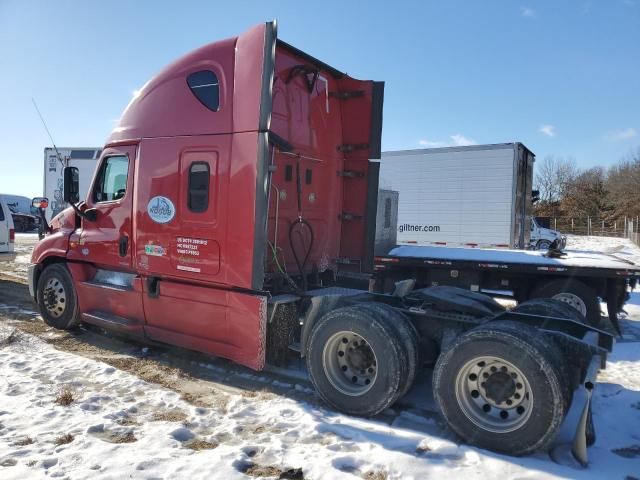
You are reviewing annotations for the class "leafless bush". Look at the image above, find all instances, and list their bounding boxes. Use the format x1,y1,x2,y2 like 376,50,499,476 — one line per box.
53,433,74,445
55,387,75,406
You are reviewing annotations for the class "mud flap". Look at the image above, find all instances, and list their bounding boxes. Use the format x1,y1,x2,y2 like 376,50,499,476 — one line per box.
550,356,600,468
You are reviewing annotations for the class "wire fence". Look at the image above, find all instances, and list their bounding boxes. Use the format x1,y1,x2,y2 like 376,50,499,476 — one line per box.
538,216,640,246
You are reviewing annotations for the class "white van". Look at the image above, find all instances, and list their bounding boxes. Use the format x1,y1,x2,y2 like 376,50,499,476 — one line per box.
0,195,16,262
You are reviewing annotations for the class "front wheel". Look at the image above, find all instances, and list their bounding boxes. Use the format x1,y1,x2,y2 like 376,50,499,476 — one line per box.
36,263,80,330
433,321,567,456
536,239,552,250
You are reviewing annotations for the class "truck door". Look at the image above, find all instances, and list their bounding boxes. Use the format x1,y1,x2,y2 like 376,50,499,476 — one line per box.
67,144,145,334
79,147,135,268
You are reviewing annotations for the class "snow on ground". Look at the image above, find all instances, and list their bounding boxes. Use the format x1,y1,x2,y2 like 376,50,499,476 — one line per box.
0,235,639,479
4,233,38,282
566,234,640,267
0,323,639,480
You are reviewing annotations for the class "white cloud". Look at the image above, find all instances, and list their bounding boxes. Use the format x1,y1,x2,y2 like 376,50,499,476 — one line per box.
539,124,556,137
605,128,637,141
418,134,477,148
521,7,536,17
450,134,477,146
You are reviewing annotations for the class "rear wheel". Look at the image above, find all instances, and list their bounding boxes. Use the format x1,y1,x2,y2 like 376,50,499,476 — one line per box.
350,303,419,400
514,298,587,324
433,321,567,456
306,306,408,417
531,279,601,328
37,263,80,330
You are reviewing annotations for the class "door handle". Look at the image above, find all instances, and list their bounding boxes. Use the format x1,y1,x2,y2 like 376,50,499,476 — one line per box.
147,276,160,298
119,235,129,257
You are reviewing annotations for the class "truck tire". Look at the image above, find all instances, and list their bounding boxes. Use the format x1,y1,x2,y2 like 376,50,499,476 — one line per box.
433,321,567,456
306,306,407,417
513,298,587,325
350,303,419,400
37,264,81,330
536,239,552,250
530,279,601,328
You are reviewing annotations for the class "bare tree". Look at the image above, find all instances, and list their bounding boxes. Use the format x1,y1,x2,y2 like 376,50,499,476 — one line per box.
563,167,611,218
606,147,640,219
533,156,579,216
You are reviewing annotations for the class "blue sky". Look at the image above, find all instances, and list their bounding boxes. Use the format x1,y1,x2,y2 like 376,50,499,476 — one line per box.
1,0,638,198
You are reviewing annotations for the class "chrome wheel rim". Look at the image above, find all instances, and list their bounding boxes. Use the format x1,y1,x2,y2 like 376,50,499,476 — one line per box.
43,277,67,318
322,331,378,396
552,293,587,317
455,356,533,433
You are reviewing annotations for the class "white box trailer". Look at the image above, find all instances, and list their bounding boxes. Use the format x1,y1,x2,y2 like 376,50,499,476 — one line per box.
43,147,101,222
378,143,534,249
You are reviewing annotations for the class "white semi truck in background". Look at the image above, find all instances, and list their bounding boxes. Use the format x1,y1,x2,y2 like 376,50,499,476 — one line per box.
43,147,101,223
377,143,564,250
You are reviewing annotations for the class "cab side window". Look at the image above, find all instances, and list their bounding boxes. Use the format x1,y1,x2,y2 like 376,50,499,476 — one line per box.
93,156,129,202
188,162,210,212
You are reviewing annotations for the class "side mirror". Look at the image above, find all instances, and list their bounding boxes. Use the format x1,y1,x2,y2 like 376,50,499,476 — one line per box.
531,189,540,204
32,197,49,209
63,166,80,204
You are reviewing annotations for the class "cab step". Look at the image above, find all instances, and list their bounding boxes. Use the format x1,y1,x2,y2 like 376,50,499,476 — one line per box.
82,310,141,334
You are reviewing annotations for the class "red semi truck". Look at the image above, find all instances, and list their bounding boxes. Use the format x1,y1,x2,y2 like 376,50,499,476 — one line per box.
29,22,613,460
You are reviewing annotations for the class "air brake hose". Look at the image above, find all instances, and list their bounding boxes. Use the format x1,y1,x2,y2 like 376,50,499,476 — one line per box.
289,157,314,292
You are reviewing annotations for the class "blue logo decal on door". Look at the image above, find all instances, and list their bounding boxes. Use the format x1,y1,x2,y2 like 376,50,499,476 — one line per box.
147,196,175,224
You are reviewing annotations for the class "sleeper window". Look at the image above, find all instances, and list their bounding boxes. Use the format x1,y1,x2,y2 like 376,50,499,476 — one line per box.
188,162,210,212
93,156,129,202
187,70,220,111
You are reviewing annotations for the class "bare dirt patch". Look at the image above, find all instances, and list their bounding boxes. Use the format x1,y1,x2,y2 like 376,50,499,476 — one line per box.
362,471,388,480
0,328,22,347
151,409,188,423
183,438,218,451
239,463,304,479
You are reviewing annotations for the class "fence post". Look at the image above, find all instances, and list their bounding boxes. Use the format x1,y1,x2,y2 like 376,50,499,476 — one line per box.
571,218,574,232
554,217,557,230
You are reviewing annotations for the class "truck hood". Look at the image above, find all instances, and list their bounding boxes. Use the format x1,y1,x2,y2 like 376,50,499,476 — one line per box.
539,227,562,238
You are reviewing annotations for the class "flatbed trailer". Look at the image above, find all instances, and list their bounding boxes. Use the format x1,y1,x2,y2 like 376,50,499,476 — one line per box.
28,21,614,462
374,245,640,331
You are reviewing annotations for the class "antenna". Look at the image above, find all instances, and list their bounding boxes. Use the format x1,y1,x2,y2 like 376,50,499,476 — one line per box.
31,98,65,167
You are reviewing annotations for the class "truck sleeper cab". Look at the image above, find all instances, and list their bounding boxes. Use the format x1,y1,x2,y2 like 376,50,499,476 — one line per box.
29,22,612,461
